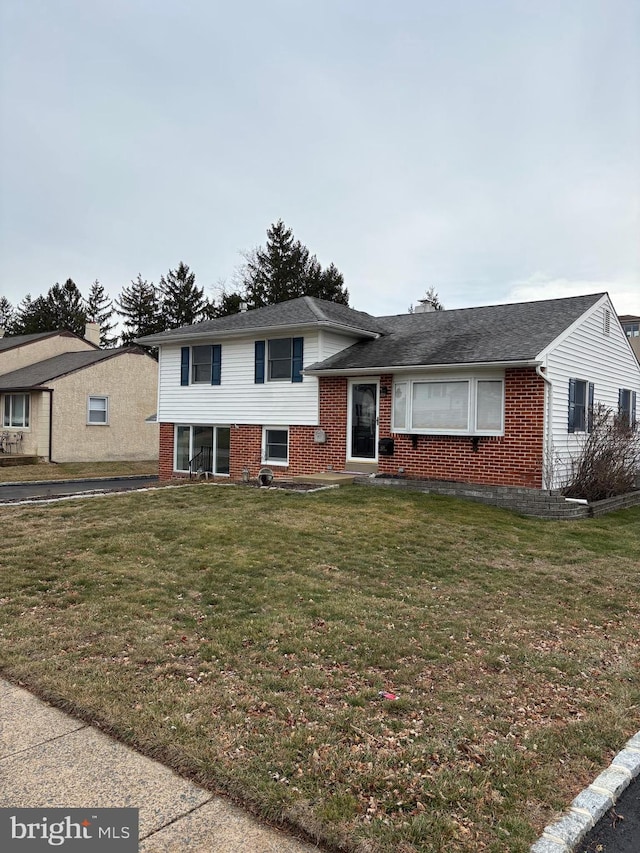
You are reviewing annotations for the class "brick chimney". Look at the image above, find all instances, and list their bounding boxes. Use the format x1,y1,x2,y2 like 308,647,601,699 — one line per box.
414,299,437,313
84,322,100,346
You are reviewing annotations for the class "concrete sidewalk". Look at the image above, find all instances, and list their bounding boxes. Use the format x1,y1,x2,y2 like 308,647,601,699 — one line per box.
0,679,318,852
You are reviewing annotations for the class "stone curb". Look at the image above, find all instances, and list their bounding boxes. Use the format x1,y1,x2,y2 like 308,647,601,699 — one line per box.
530,732,640,852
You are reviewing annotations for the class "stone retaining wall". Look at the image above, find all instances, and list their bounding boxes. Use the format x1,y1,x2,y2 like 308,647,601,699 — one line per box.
357,476,640,519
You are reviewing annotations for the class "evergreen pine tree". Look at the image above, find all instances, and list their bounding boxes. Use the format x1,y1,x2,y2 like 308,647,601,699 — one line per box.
44,279,88,335
237,220,349,308
116,274,163,346
86,279,118,347
0,295,15,332
159,262,206,328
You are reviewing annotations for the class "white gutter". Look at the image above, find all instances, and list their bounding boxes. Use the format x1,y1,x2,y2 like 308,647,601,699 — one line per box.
304,359,542,376
536,361,554,490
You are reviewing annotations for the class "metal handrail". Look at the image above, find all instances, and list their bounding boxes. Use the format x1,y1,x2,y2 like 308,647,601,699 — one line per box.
189,446,213,479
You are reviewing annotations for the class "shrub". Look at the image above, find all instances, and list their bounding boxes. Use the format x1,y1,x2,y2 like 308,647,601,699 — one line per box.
564,404,640,501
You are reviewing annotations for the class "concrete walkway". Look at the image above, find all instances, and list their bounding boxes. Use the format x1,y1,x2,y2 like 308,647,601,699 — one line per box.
0,679,318,852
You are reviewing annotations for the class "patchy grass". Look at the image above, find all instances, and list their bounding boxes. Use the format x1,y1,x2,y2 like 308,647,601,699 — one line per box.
1,484,638,853
0,460,158,483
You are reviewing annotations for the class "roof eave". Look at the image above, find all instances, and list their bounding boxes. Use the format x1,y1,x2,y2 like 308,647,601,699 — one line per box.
0,384,52,392
137,320,380,346
304,359,542,376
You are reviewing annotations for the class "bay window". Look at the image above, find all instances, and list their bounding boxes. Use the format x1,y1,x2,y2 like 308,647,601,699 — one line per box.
392,375,504,435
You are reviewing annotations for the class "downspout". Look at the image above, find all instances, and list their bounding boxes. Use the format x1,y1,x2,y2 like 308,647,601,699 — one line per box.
47,389,54,462
536,362,553,490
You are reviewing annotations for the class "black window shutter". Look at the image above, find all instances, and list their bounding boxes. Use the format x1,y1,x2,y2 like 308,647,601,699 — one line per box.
180,347,190,386
587,382,595,432
618,388,624,414
632,391,637,428
211,345,221,385
255,341,265,384
292,337,303,383
568,378,576,432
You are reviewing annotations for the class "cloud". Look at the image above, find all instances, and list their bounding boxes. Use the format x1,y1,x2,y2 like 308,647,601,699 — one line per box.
505,273,639,315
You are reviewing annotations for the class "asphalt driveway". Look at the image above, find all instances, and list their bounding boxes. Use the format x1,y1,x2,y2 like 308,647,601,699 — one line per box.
0,476,159,503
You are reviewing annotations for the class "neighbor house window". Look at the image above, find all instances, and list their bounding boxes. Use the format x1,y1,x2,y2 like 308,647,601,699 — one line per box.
255,338,303,383
392,376,504,435
3,393,30,428
174,425,230,475
180,345,221,386
619,389,637,428
87,396,109,425
263,426,289,465
568,378,594,433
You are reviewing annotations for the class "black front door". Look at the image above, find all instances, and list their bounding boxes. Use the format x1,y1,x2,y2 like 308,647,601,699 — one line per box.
350,383,377,459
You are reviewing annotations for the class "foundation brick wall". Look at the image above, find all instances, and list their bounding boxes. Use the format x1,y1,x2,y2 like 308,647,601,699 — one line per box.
376,367,545,487
159,422,174,480
158,368,546,488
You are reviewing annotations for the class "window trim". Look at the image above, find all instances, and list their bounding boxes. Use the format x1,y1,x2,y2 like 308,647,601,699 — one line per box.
180,345,221,386
262,425,289,466
568,378,594,433
619,388,637,429
87,395,109,426
3,393,30,429
255,337,303,384
173,424,231,475
391,374,505,436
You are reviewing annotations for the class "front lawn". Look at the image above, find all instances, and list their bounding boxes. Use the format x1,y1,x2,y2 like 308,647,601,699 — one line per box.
0,460,158,483
1,485,638,852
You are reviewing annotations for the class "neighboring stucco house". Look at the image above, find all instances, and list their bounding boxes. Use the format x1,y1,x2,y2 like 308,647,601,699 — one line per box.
0,327,158,462
619,314,640,362
138,293,640,490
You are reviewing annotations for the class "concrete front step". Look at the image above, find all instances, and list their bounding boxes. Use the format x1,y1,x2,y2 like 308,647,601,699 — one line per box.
291,473,357,486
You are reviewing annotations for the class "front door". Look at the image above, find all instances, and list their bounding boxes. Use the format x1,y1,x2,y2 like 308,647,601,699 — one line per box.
349,382,378,460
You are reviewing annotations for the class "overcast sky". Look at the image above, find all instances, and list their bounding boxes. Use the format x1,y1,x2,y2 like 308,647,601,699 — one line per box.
1,0,638,319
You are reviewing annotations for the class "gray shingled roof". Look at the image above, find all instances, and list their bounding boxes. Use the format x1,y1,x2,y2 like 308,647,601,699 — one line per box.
136,296,385,343
0,348,142,390
0,331,78,353
307,293,606,371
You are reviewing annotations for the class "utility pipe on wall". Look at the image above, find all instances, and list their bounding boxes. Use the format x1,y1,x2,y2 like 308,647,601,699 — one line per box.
536,363,553,490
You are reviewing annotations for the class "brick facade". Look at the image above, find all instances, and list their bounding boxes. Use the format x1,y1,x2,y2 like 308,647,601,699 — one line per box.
158,367,546,488
375,367,546,487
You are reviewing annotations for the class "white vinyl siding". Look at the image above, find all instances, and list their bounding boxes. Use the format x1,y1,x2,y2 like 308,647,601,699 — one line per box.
542,298,640,488
158,332,323,425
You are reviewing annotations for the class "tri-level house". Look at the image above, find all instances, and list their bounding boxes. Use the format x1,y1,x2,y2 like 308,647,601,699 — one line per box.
138,293,640,490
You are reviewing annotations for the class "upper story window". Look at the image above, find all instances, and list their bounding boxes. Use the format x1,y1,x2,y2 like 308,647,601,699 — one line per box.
3,393,29,428
392,376,504,435
180,345,221,386
568,378,594,433
255,337,303,384
87,396,109,425
623,321,639,338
